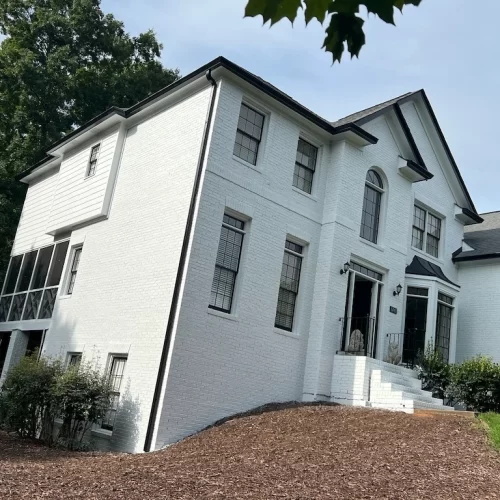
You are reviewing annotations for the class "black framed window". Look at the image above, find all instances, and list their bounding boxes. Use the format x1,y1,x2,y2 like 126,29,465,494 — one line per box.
436,293,453,363
67,247,83,295
17,250,37,292
87,144,100,177
412,205,442,258
233,103,264,165
293,139,318,194
68,353,82,367
275,240,303,332
46,241,70,287
209,214,245,313
360,170,383,244
102,356,127,431
351,262,383,282
31,245,54,290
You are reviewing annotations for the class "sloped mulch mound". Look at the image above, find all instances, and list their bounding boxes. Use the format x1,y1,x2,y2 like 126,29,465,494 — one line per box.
1,405,500,499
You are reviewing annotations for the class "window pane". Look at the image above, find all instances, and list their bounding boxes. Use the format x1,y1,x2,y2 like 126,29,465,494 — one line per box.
436,303,452,363
407,287,428,297
293,164,313,194
428,213,441,238
31,245,54,289
426,235,439,258
233,104,264,165
17,251,37,292
233,131,258,165
46,241,69,287
366,170,382,188
360,185,381,244
275,241,303,331
351,262,383,282
4,255,23,294
412,227,424,250
438,293,453,305
209,215,245,313
413,206,426,231
296,139,318,172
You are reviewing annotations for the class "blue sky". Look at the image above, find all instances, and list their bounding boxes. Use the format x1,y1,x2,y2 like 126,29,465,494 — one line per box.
107,1,498,212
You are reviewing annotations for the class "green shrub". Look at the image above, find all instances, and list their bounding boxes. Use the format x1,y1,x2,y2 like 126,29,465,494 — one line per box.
0,352,63,441
447,356,500,413
414,342,452,401
54,362,111,450
0,354,112,450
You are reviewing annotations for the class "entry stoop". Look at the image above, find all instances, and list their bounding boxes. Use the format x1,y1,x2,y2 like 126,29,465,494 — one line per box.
330,354,453,413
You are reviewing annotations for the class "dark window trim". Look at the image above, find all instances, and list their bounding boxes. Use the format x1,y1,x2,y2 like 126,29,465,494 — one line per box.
233,102,265,166
412,204,442,258
86,143,100,177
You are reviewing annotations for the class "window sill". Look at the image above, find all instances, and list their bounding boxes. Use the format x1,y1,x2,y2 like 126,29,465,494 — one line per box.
58,294,73,301
232,155,262,173
91,428,113,440
273,327,300,339
207,308,240,322
411,246,444,266
359,237,385,252
291,186,318,202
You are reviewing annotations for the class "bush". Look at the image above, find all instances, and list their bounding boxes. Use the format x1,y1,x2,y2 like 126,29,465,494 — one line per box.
447,356,500,413
414,342,451,401
0,352,64,441
0,354,112,450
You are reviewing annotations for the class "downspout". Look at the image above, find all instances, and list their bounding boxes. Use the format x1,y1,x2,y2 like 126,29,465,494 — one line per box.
144,69,218,452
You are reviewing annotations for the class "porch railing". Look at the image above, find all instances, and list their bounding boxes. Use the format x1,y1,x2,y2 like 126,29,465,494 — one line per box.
385,329,425,368
341,316,377,358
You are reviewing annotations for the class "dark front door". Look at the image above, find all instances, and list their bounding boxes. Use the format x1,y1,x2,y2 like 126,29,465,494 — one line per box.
403,294,427,364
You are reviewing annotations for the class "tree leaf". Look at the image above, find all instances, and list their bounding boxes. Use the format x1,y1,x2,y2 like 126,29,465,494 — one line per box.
245,0,303,25
361,0,396,25
394,0,423,11
323,12,365,63
304,0,332,24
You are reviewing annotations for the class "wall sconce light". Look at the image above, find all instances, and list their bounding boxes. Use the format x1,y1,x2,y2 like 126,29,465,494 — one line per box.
393,284,403,296
340,262,350,275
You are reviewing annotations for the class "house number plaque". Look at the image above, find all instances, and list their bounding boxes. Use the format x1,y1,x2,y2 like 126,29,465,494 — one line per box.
389,306,397,314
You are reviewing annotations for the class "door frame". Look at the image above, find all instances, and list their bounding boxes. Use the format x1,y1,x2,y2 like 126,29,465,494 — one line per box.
343,264,384,357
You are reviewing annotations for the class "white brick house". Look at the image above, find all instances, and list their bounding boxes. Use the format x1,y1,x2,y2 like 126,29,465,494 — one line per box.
0,57,485,452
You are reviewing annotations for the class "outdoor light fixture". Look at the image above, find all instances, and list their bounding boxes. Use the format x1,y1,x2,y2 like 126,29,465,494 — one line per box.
340,262,350,275
393,284,403,296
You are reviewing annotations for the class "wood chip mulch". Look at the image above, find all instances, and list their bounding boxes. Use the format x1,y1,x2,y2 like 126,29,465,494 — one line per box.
1,405,500,499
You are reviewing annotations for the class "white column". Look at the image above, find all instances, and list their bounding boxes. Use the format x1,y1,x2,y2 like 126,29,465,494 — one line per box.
0,330,29,385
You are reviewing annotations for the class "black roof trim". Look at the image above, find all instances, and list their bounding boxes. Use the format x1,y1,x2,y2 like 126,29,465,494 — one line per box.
453,252,500,263
18,56,379,182
405,255,459,287
462,207,483,224
393,103,426,168
404,158,433,181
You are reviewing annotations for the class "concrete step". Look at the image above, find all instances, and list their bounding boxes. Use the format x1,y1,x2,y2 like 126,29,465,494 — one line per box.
370,388,443,406
372,362,419,380
370,398,451,413
371,370,422,390
372,381,435,400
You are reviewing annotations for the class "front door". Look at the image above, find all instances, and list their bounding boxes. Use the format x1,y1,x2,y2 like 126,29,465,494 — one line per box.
403,287,428,365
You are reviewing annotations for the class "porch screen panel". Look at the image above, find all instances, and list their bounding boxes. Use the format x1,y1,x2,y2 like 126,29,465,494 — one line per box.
3,255,23,294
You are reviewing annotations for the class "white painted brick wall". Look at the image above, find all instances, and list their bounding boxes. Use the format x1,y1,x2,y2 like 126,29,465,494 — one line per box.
457,260,500,363
41,85,212,452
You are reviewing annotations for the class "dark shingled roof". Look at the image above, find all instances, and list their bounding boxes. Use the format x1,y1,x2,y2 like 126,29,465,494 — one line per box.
406,255,459,287
331,92,414,127
454,212,500,262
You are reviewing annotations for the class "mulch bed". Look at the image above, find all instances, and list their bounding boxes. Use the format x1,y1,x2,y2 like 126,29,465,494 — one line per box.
1,405,500,499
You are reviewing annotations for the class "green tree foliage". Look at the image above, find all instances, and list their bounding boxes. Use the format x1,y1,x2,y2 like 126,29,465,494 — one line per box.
414,342,452,401
0,0,179,281
245,0,423,63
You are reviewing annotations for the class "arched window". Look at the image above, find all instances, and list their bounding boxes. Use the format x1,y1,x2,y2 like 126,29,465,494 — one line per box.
360,169,384,244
